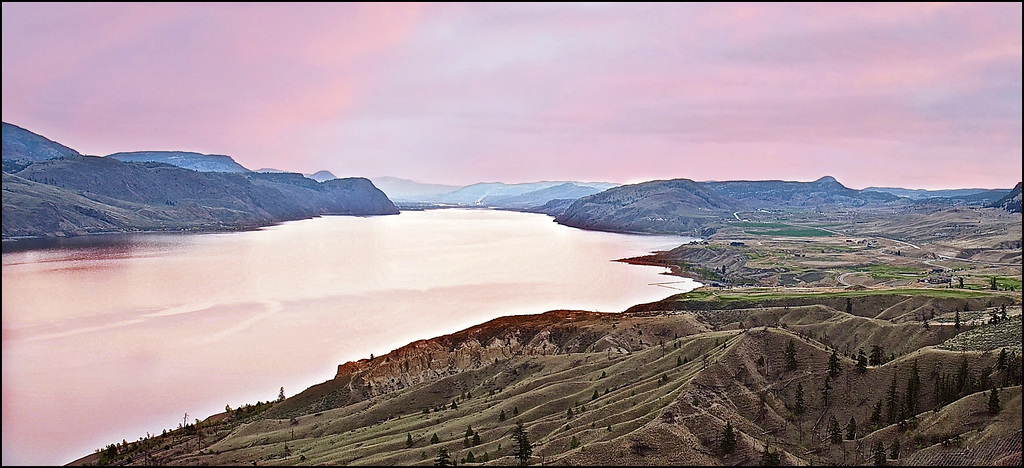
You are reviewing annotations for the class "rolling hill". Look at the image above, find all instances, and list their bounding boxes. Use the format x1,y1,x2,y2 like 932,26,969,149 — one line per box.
71,289,1022,466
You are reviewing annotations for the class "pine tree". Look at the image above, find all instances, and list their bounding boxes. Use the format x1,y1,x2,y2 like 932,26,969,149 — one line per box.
570,435,580,449
466,451,475,463
873,440,886,465
499,409,507,421
592,389,599,400
511,421,532,466
954,309,961,330
434,447,452,466
466,426,475,438
904,360,921,416
846,416,857,440
278,387,286,402
889,438,900,459
869,400,883,429
677,355,683,366
451,400,458,410
997,348,1007,370
430,433,440,444
828,414,842,444
407,433,414,447
720,421,736,454
870,345,885,366
988,387,1001,415
886,375,900,423
785,340,797,371
828,348,842,378
473,433,481,446
856,348,868,373
513,406,519,416
566,408,574,420
846,297,853,314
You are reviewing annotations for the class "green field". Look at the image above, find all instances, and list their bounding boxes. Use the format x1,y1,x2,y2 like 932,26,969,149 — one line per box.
673,287,1012,302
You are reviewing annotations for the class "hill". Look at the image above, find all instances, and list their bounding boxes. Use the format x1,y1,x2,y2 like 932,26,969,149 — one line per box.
482,182,610,210
1,121,80,164
2,125,398,238
704,176,901,210
990,183,1023,213
368,177,463,202
106,151,251,172
72,289,1022,466
555,178,739,235
305,170,338,182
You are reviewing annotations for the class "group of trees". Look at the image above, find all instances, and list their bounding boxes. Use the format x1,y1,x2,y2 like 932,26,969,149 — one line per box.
431,420,532,466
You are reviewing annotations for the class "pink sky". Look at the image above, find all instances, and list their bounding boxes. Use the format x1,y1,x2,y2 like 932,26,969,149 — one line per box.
2,3,1020,189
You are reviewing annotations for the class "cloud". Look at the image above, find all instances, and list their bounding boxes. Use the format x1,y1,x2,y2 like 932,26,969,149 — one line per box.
2,3,1020,188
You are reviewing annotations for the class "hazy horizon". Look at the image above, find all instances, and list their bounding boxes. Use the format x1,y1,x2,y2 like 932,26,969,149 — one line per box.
2,3,1020,190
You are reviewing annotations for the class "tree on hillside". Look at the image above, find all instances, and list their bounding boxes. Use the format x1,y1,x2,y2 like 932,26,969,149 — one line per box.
430,433,440,444
886,375,900,424
988,387,1001,415
998,348,1007,370
889,438,900,460
511,421,532,466
870,345,886,366
954,310,961,330
407,433,414,447
828,349,842,378
828,414,842,444
869,400,883,429
856,348,868,373
434,447,452,466
720,421,737,455
499,409,507,421
990,276,998,290
785,340,797,371
846,416,858,440
278,387,285,402
904,360,921,417
873,440,886,465
846,298,853,314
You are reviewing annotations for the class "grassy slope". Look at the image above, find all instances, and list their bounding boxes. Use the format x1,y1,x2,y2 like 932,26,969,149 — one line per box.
74,290,1022,466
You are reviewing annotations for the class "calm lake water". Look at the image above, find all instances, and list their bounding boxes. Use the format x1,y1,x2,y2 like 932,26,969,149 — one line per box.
1,209,699,465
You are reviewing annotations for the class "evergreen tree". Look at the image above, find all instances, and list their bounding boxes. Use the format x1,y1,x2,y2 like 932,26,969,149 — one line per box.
954,310,961,330
720,421,736,454
870,345,885,366
466,426,474,438
846,416,857,440
677,355,683,367
869,400,883,429
997,348,1007,370
889,438,900,460
466,451,475,463
990,276,998,290
886,375,900,424
473,433,481,446
434,447,452,466
513,406,519,416
988,387,1001,415
592,389,599,400
451,400,458,410
407,433,414,447
956,355,971,396
904,360,921,416
566,408,574,420
873,440,886,466
511,421,532,466
794,383,805,417
846,297,853,314
785,340,797,371
856,348,868,373
828,348,842,378
499,409,507,422
570,435,580,449
828,414,842,444
430,433,440,444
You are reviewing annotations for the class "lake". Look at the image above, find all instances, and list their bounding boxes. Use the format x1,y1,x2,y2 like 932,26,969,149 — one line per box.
1,209,699,465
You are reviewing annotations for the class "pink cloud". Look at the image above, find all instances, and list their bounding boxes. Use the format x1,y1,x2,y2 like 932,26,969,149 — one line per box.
2,3,1020,189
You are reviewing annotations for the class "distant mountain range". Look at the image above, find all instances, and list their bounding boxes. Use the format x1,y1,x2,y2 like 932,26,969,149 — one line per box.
555,176,1021,235
2,122,397,238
